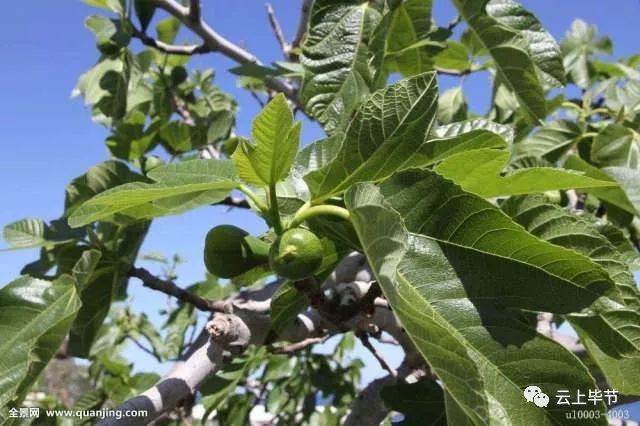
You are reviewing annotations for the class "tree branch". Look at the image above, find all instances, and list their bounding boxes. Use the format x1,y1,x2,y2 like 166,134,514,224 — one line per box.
359,333,397,377
106,256,422,425
266,3,290,58
213,195,251,209
128,267,228,312
343,374,396,426
149,0,298,103
188,0,201,23
271,335,328,354
132,27,209,56
291,0,313,53
98,313,250,426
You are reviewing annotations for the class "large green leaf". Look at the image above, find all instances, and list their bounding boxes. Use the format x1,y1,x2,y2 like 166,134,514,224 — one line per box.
381,381,446,426
502,196,640,359
513,119,581,162
232,95,300,186
0,275,82,413
452,0,547,122
345,183,606,425
68,159,239,227
381,169,640,358
486,0,565,87
435,148,616,197
300,0,380,134
304,72,438,201
591,124,640,168
380,169,618,312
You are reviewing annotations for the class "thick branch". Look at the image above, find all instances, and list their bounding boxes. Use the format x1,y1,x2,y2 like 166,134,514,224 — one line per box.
188,0,201,23
149,0,298,102
98,313,249,426
128,267,228,312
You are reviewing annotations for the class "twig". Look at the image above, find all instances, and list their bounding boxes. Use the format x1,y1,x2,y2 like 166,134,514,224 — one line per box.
250,90,266,107
129,267,228,312
149,0,298,103
291,0,313,53
266,3,291,58
213,195,251,209
188,0,201,23
447,14,462,31
128,336,162,361
359,334,397,377
437,68,472,77
132,27,210,56
376,334,399,346
271,335,328,353
170,94,195,125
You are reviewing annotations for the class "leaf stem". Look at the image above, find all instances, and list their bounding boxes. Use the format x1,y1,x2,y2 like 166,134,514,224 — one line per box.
269,183,283,234
239,185,268,214
288,204,351,229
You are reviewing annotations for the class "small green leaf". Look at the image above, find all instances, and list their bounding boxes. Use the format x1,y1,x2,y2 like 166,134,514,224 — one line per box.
249,94,300,185
134,0,155,32
591,124,640,168
564,155,638,215
437,86,467,124
561,19,612,88
513,119,581,162
156,16,181,44
434,41,472,73
72,249,103,292
3,218,47,249
270,282,309,335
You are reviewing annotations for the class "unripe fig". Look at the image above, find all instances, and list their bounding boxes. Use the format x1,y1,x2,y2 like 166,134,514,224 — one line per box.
269,228,323,280
204,225,270,278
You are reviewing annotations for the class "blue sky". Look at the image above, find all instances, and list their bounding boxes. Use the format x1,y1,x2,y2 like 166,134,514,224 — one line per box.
1,0,639,419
